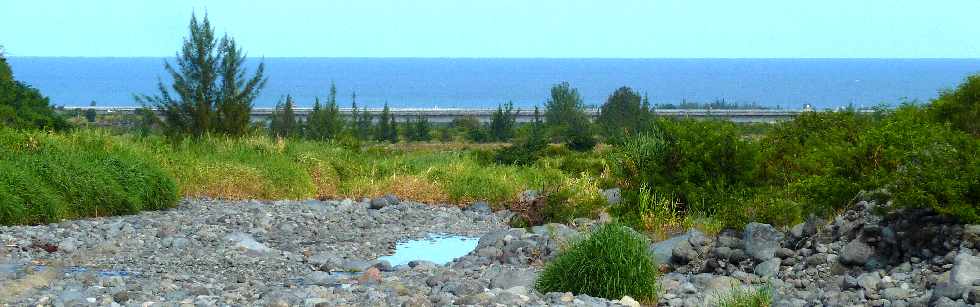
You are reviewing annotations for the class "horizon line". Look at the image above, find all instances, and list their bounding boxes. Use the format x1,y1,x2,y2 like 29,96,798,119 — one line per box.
7,56,980,60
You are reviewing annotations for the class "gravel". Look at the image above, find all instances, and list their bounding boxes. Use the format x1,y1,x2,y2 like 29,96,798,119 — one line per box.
0,198,632,306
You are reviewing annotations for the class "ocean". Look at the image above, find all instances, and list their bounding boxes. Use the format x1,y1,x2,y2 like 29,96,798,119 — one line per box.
6,57,980,109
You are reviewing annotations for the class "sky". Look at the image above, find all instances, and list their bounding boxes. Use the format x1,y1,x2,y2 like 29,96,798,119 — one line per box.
1,0,979,58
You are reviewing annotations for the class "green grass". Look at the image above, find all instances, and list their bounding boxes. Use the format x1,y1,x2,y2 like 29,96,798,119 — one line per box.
535,223,659,302
0,129,178,225
712,285,773,307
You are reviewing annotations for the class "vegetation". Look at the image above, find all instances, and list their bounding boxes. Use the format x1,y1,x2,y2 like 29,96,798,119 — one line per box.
305,83,344,141
490,101,518,141
535,223,659,301
654,99,772,110
0,50,69,131
597,86,649,143
375,102,399,143
544,82,595,150
0,129,178,225
930,74,980,136
136,13,266,138
712,285,773,307
269,95,298,138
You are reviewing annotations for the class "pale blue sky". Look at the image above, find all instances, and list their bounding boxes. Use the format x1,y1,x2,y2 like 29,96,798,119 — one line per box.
1,0,978,58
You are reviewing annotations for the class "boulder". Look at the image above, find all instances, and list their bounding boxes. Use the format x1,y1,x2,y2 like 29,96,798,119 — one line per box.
671,240,699,264
307,252,342,271
224,232,272,255
490,269,537,289
369,194,399,209
754,258,781,278
840,239,874,266
743,223,783,262
951,253,980,288
466,201,492,214
650,233,691,265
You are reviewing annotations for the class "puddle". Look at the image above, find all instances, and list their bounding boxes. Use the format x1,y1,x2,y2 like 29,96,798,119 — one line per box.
377,234,479,267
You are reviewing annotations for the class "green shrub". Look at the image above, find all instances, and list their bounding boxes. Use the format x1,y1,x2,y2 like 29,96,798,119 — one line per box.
0,57,70,131
712,285,773,307
535,224,659,301
612,119,758,213
930,74,980,136
859,107,980,222
0,129,178,225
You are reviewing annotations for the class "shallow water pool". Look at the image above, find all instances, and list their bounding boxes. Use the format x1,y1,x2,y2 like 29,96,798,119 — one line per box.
377,234,480,267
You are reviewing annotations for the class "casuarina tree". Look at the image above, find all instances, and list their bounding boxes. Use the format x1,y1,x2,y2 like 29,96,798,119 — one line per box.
136,13,266,138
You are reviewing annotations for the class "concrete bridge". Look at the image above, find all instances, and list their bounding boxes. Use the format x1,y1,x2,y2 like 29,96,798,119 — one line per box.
64,106,814,123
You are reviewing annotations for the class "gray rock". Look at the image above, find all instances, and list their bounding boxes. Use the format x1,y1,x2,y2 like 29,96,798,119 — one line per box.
882,287,911,301
58,238,78,253
754,258,781,278
466,201,492,214
307,252,342,271
602,188,621,205
671,240,699,264
304,271,342,286
369,194,399,209
442,280,485,296
743,223,784,261
490,269,537,289
857,272,881,293
650,234,691,265
372,260,394,272
840,239,873,266
224,232,272,255
951,253,980,288
775,247,796,259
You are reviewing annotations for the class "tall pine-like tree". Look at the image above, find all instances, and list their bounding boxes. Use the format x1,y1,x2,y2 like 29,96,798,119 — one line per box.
137,13,265,138
270,95,297,138
375,102,398,142
490,101,518,141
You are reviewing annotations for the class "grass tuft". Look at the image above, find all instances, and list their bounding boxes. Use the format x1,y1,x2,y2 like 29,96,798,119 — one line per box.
535,223,659,301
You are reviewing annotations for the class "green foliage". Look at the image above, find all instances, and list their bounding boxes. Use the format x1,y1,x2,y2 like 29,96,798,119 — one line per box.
598,86,649,143
269,95,298,138
930,74,980,136
0,53,69,131
535,224,659,301
451,115,489,143
84,101,97,123
402,113,432,142
712,285,773,307
859,107,979,222
490,101,518,141
613,119,758,214
544,82,595,148
305,83,345,141
136,13,266,138
375,102,399,143
0,129,178,225
349,92,374,141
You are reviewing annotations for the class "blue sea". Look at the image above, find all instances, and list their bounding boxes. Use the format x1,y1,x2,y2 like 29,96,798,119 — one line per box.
7,57,980,109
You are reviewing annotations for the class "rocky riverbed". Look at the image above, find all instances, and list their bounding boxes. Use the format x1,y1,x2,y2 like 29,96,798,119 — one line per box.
4,194,980,306
0,197,630,306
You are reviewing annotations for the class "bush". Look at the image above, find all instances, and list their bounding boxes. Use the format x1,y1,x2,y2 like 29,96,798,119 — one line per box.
0,56,69,131
535,224,659,301
612,119,758,213
859,107,980,222
0,129,178,225
713,285,773,307
930,74,980,136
